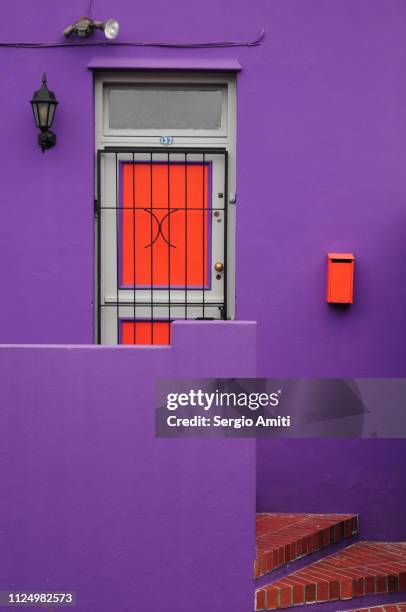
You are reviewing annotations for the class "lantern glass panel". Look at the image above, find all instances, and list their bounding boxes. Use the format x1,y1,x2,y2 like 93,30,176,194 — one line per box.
47,103,56,128
37,102,51,129
31,103,40,128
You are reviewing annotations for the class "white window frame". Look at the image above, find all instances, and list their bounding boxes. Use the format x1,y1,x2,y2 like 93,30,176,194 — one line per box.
102,82,228,138
95,71,236,148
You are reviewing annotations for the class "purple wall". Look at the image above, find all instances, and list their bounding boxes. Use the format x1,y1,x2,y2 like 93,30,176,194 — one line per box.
256,438,406,541
237,0,406,378
0,321,257,612
1,1,406,375
1,2,406,609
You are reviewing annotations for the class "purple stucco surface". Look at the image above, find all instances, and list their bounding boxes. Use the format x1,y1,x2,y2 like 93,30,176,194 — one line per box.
1,0,406,375
1,2,406,610
256,438,406,541
0,322,256,612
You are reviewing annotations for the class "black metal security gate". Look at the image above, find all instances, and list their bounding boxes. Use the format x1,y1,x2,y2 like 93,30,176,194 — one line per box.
96,147,228,345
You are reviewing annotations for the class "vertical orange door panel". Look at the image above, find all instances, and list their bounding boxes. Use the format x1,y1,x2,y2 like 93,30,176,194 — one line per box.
120,162,210,289
121,321,171,345
118,161,211,345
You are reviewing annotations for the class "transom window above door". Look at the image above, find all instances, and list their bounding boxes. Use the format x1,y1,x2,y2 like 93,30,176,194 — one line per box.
104,85,228,135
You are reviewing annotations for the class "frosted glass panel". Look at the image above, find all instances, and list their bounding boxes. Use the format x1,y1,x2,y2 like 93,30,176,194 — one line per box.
108,87,224,130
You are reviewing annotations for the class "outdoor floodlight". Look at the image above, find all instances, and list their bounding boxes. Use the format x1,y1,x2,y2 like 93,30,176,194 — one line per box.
30,74,58,153
63,17,120,39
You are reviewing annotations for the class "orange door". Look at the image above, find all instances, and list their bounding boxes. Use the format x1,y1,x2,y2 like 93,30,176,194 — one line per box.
119,161,211,345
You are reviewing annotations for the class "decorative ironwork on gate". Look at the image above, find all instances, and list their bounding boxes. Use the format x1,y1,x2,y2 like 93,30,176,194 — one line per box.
96,147,228,345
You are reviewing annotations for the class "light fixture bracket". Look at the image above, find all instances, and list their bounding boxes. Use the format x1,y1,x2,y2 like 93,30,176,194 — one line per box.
38,130,56,153
63,17,119,39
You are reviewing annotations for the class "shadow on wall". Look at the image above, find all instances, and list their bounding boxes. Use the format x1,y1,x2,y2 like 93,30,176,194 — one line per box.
256,437,406,542
271,379,365,437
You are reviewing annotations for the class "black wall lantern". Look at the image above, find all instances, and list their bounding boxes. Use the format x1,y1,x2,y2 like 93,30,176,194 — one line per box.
30,74,58,153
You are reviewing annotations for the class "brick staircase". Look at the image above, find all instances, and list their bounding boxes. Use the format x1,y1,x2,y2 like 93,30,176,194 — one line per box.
256,513,359,579
254,514,406,611
339,605,406,612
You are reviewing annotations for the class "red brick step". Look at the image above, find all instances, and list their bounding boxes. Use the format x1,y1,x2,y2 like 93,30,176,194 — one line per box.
255,541,406,610
339,604,406,612
255,513,359,578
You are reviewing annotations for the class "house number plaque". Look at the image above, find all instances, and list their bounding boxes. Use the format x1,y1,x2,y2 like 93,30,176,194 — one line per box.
160,136,173,145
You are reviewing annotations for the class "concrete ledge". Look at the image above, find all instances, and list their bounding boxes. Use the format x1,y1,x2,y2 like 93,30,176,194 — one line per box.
0,320,257,377
88,57,242,71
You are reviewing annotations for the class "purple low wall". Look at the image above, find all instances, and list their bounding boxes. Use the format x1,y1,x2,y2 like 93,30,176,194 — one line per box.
0,321,257,612
256,438,406,542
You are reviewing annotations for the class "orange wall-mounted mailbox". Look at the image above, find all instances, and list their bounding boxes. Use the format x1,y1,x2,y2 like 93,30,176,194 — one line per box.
327,253,355,304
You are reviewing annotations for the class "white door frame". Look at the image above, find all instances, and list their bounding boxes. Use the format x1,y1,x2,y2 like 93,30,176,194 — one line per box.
94,71,236,343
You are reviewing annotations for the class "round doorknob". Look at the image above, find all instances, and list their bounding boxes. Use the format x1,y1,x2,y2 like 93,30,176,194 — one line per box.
214,262,224,272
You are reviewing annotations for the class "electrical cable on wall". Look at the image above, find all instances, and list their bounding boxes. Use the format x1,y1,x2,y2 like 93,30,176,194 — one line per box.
0,0,264,49
0,29,264,48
